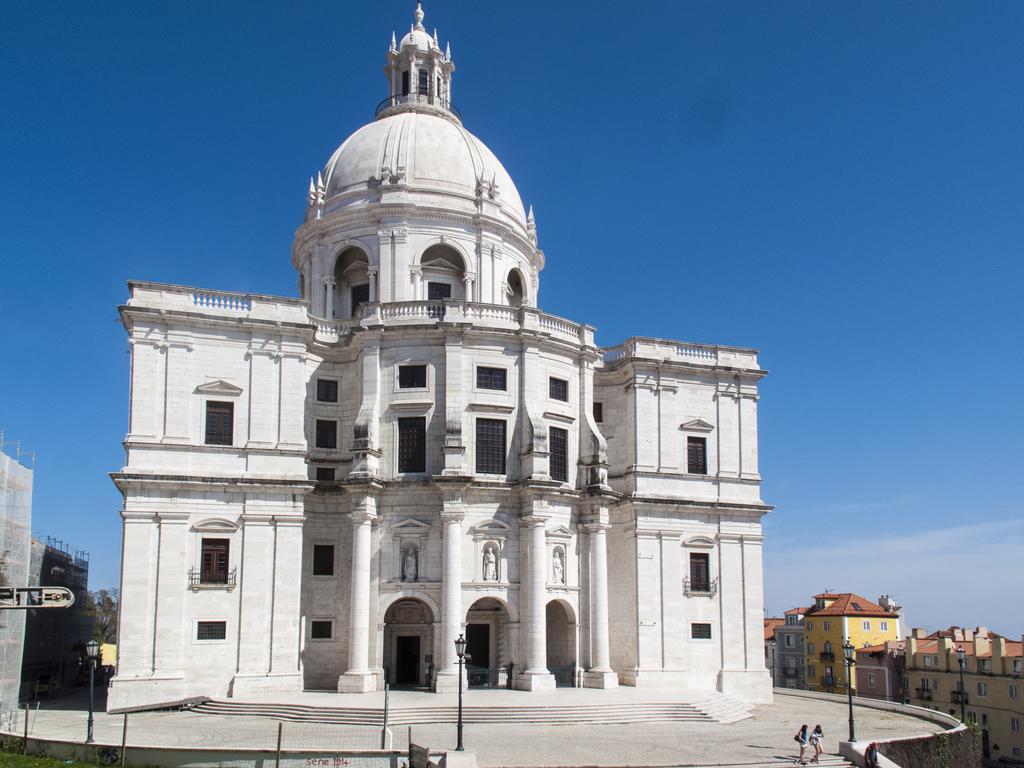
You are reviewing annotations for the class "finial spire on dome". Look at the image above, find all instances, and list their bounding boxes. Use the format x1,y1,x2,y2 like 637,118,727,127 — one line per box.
390,30,397,51
308,177,316,206
414,2,425,31
433,28,439,48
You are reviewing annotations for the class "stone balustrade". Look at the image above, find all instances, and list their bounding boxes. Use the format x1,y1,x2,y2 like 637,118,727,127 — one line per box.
600,336,760,371
127,281,310,325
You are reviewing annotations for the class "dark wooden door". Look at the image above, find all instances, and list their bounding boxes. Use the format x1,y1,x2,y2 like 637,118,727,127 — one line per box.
396,636,420,686
466,624,490,668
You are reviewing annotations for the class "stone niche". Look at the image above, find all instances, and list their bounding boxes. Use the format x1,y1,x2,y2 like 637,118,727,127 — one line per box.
470,519,512,583
390,518,432,582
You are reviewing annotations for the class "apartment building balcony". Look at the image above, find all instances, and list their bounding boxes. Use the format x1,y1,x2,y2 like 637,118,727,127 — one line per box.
821,675,835,688
683,577,719,597
782,668,801,678
915,687,933,701
188,567,237,591
820,651,835,662
952,690,969,705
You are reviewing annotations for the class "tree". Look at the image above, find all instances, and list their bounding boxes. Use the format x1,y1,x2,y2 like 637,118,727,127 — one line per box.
85,588,119,644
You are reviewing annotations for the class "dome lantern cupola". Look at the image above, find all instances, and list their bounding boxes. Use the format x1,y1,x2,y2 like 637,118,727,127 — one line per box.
378,3,458,124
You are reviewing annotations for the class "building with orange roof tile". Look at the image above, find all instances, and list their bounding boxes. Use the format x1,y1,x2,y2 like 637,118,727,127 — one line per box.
775,606,809,689
802,592,901,694
906,625,1024,762
763,617,784,686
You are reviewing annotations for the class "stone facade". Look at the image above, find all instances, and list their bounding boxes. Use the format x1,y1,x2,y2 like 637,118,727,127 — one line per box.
108,4,773,710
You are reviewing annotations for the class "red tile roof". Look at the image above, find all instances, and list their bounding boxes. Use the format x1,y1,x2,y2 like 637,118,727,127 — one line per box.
764,618,785,641
805,593,898,618
785,606,811,616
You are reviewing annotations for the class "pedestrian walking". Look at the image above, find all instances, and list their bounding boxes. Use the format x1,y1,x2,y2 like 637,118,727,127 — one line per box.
809,724,824,763
793,723,809,764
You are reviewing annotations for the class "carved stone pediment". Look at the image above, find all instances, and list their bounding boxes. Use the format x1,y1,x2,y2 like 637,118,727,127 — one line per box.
391,518,431,536
194,379,244,397
471,519,511,541
547,525,574,542
680,418,714,433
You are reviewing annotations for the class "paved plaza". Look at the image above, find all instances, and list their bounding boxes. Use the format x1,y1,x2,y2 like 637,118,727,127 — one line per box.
13,689,942,767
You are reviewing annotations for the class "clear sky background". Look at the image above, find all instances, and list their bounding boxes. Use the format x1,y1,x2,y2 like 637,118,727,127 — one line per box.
2,2,1022,635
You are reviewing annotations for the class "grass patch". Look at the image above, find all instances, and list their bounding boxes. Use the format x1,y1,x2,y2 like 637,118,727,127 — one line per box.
0,751,98,768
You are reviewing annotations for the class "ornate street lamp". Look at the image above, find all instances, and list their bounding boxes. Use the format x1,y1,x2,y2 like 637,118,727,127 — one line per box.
956,646,967,722
843,640,856,742
454,634,467,752
85,638,100,744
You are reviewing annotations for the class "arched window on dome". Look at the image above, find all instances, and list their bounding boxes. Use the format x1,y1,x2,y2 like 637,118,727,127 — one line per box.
420,244,467,301
506,269,526,308
333,246,370,318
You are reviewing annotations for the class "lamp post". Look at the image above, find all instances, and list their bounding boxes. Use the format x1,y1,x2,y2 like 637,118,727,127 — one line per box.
956,646,967,723
85,638,100,744
454,633,467,752
768,638,777,687
843,640,856,743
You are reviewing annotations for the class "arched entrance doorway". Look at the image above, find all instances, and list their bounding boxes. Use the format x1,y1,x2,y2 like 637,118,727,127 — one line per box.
383,598,434,689
546,600,577,687
465,597,512,688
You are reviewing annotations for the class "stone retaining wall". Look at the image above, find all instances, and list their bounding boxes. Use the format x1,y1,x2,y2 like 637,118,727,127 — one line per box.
875,727,981,768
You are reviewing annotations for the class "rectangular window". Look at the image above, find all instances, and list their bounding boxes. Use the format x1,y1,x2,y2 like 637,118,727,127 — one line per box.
1016,660,1023,673
315,467,335,482
978,681,988,697
549,377,568,402
398,365,427,389
1010,684,1019,699
475,418,506,474
880,621,889,632
862,620,871,631
1014,747,1022,758
350,283,370,316
476,366,507,390
868,673,877,687
689,552,710,592
401,70,410,96
204,401,234,445
691,623,713,640
427,281,451,300
196,621,226,641
316,379,338,402
1012,718,1021,733
398,417,427,473
418,68,428,95
592,402,604,423
785,635,794,648
311,620,333,640
316,419,337,449
200,538,229,584
808,643,815,655
687,436,707,474
549,427,568,482
312,544,335,576
824,622,831,632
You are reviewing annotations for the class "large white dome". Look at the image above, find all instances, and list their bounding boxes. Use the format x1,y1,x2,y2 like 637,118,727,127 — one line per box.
321,111,527,228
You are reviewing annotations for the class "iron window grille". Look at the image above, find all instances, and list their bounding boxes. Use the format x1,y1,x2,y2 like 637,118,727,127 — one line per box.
196,621,227,641
315,419,337,450
683,576,719,596
475,419,506,474
315,467,335,482
204,401,233,445
476,366,507,390
691,623,713,640
398,417,427,473
549,427,568,482
398,365,427,389
188,567,236,590
316,378,338,402
549,377,568,402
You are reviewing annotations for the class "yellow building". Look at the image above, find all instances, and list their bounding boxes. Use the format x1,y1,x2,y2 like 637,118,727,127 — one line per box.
802,592,900,694
906,626,1024,763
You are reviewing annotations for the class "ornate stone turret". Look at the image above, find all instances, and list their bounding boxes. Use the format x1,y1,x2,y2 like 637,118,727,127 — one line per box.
378,3,457,123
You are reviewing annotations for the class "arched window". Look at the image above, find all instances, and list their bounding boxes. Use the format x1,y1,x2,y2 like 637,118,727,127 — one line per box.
506,269,525,307
420,244,466,300
334,246,370,318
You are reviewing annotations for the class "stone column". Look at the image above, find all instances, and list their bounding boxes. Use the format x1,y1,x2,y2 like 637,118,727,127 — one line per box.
324,277,335,319
435,503,465,693
410,266,422,301
462,273,474,303
582,517,617,688
517,514,555,690
339,491,378,692
367,268,378,303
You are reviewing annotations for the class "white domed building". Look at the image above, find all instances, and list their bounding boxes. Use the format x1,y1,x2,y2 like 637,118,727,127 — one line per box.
109,4,772,710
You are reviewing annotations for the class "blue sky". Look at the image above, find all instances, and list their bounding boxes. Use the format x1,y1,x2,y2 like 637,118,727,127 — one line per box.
2,2,1022,635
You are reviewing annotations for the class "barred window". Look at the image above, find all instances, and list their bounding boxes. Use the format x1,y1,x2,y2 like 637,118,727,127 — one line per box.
398,365,427,389
549,377,568,402
691,623,713,640
316,379,338,402
315,467,335,482
197,621,226,641
311,620,333,640
427,282,451,300
687,436,707,474
316,419,337,449
476,366,507,391
398,417,426,473
312,545,334,576
549,427,568,482
475,419,506,474
205,401,233,445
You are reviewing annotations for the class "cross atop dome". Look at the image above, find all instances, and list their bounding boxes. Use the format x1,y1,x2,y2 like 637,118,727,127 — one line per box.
378,3,459,124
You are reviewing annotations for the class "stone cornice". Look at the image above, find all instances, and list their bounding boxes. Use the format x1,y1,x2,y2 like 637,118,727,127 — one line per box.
110,471,314,494
617,495,774,514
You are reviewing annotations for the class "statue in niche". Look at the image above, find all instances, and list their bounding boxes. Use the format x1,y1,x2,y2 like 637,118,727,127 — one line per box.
553,549,565,584
402,546,418,582
482,545,498,581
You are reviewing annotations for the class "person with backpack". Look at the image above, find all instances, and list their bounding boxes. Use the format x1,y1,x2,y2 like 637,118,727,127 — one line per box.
809,724,824,763
794,724,809,764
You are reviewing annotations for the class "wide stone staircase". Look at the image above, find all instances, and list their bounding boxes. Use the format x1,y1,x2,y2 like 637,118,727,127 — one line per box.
186,693,756,726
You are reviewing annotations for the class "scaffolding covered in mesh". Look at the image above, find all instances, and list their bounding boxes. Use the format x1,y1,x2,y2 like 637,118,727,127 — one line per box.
0,447,32,725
